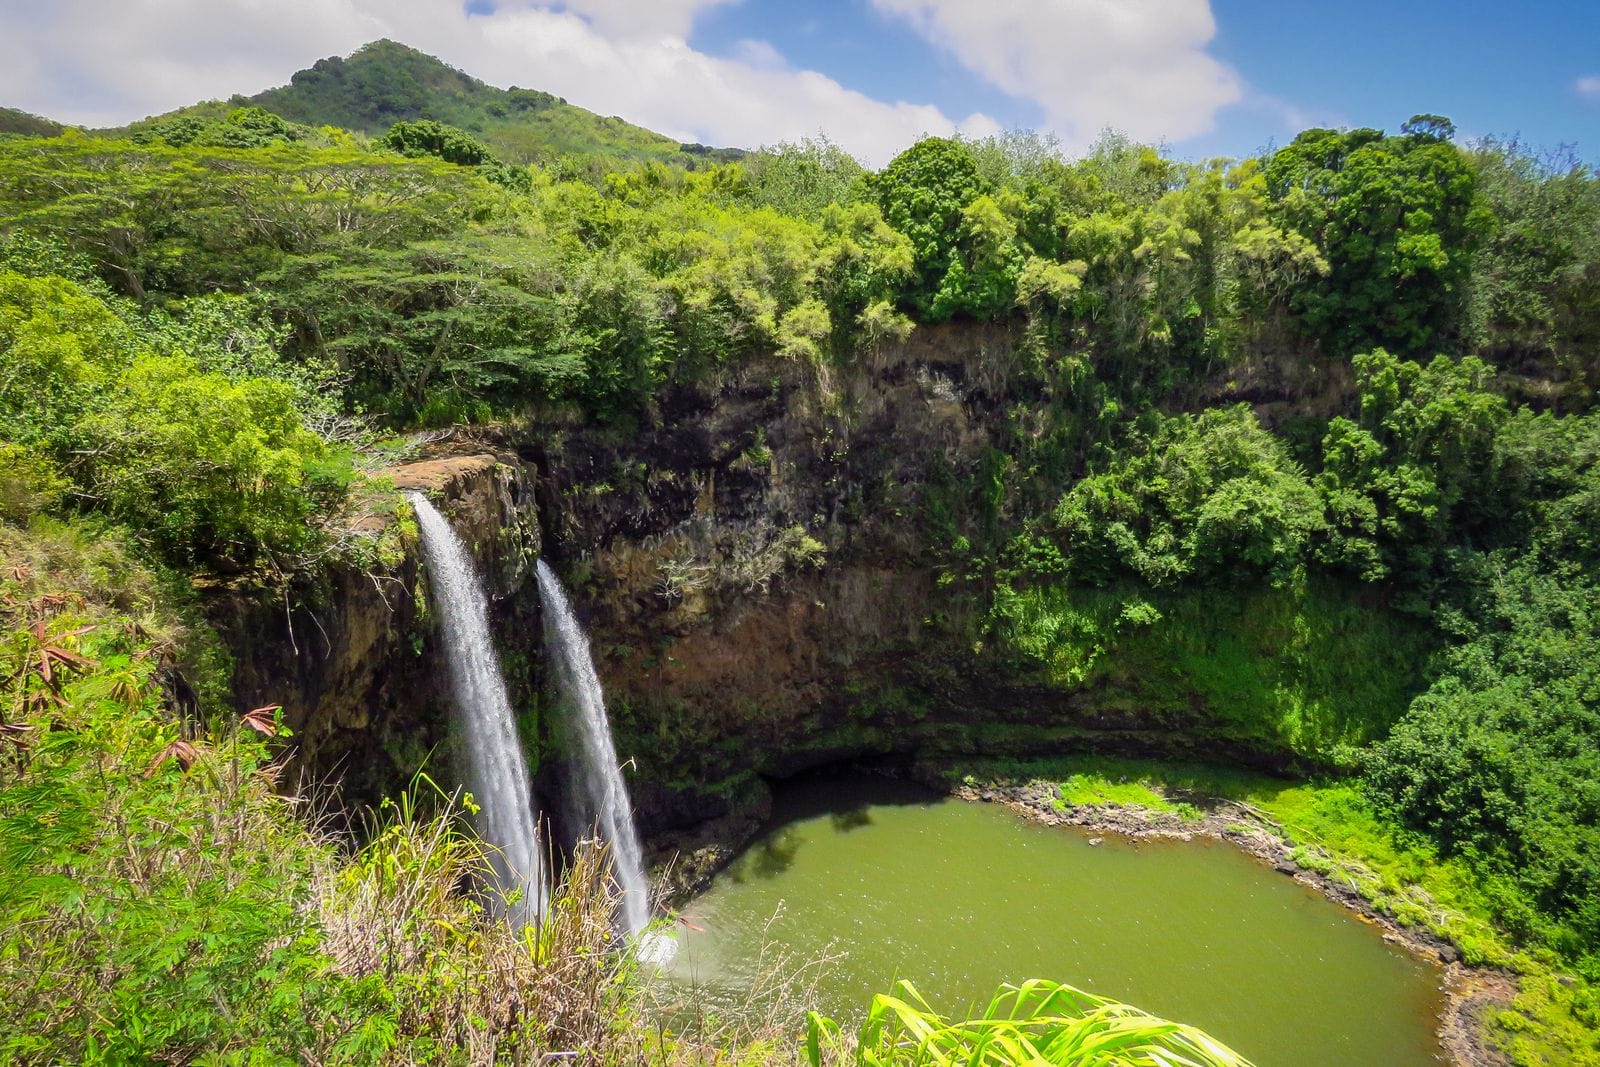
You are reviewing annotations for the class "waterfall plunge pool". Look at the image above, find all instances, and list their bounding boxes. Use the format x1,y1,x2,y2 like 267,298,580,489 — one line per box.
664,774,1444,1067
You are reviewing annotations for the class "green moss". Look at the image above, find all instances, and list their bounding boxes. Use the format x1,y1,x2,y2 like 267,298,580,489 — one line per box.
1500,975,1600,1066
845,682,930,723
997,577,1438,765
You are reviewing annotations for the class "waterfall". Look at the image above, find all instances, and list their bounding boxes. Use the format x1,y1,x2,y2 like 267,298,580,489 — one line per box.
409,493,545,926
535,560,655,942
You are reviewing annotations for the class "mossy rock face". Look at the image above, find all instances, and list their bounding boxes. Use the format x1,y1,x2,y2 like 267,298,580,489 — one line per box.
225,336,1433,837
206,450,543,813
512,344,1423,834
392,453,542,594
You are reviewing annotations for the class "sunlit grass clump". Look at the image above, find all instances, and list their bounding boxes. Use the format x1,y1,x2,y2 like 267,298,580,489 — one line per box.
807,978,1252,1066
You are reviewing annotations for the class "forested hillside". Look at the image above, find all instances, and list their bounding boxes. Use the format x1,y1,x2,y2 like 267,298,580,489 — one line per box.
106,39,741,171
2,52,1599,1063
0,106,63,138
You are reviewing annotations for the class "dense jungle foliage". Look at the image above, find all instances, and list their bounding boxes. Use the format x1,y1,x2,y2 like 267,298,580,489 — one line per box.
3,66,1600,1063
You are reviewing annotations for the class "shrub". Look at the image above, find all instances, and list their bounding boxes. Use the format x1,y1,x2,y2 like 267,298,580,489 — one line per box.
0,444,67,524
81,354,342,568
1052,406,1323,588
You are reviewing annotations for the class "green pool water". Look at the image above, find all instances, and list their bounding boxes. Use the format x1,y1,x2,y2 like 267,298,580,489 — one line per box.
666,775,1444,1067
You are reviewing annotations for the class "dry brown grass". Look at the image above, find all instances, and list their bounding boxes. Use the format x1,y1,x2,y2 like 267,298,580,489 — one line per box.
631,903,851,1067
315,789,637,1064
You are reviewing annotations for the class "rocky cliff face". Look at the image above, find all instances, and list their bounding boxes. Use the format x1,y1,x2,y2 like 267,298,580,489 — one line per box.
207,452,540,811
531,326,1281,836
211,326,1330,839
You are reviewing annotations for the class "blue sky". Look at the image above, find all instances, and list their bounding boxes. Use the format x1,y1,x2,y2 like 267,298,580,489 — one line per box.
1,0,1595,166
686,0,1600,159
1200,0,1600,157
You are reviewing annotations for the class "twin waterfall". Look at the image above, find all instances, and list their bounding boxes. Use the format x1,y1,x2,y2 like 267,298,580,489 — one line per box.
409,493,655,946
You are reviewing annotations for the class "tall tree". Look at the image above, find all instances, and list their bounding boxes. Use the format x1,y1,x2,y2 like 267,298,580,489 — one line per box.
1267,117,1490,357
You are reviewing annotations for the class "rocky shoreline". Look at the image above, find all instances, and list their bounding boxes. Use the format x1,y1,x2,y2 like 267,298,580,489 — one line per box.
922,773,1515,1067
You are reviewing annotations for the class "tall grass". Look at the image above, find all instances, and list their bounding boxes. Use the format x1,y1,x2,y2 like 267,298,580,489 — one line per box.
807,979,1253,1067
317,785,640,1063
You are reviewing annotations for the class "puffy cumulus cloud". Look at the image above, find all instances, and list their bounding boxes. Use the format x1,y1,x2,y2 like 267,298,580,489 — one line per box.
0,0,387,127
0,0,995,165
870,0,1243,146
462,6,1000,161
1577,76,1600,102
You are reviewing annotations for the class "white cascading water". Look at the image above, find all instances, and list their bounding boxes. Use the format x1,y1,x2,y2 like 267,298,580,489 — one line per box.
536,560,672,959
409,493,546,926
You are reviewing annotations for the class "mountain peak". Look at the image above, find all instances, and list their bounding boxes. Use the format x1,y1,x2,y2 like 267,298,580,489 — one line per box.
241,39,739,166
256,38,562,139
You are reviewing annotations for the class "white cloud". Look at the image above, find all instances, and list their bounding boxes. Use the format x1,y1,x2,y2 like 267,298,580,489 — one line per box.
0,0,996,166
0,0,386,127
1577,75,1600,102
870,0,1243,147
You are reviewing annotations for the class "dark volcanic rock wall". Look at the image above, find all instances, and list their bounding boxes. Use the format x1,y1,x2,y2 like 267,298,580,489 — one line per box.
207,453,541,810
209,326,1334,837
531,326,1254,835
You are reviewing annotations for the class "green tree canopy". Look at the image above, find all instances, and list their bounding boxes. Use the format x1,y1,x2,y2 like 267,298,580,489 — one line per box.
1267,117,1489,356
1316,350,1509,585
872,137,989,317
1052,405,1323,588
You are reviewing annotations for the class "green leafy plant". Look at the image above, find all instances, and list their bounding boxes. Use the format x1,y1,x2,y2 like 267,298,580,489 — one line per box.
805,979,1252,1066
